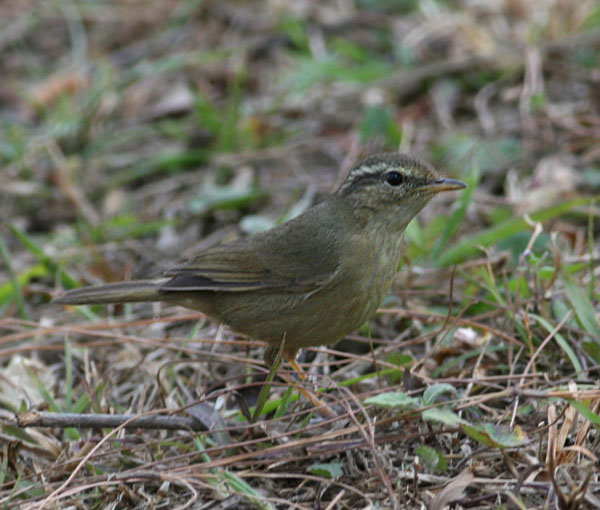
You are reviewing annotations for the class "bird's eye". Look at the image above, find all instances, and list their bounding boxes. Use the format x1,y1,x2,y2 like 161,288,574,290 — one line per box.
384,171,404,186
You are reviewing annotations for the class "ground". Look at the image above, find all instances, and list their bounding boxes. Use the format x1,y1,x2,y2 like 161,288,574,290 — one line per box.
1,1,600,509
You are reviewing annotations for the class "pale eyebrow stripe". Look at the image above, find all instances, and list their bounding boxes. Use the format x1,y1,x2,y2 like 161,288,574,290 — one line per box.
339,171,381,193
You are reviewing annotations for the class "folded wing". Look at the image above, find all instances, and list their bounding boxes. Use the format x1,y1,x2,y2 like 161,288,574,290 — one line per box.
160,230,341,295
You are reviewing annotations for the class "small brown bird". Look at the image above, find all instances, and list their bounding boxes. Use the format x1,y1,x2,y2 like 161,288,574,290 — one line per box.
54,153,465,369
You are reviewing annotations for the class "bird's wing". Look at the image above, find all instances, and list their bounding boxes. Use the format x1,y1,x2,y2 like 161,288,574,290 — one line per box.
160,233,341,295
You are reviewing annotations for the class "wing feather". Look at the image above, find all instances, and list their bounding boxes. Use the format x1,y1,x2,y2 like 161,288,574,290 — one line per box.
160,213,342,295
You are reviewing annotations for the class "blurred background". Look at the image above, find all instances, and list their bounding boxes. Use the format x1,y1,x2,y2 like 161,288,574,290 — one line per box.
1,1,600,508
2,0,599,287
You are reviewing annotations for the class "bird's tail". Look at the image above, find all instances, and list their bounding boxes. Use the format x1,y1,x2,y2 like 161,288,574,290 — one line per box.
53,280,164,305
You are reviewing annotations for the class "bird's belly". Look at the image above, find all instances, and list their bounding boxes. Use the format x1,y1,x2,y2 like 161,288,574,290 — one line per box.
209,268,392,351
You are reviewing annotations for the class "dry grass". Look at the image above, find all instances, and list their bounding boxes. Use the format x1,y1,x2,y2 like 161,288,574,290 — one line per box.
1,1,600,508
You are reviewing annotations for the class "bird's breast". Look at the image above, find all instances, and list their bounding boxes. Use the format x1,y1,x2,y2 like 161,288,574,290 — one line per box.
197,228,404,351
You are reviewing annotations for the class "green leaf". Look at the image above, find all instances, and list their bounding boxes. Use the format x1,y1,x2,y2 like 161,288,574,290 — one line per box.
365,391,420,409
384,353,413,383
385,352,413,367
307,462,344,479
415,445,447,474
460,423,528,448
422,384,458,406
422,408,465,426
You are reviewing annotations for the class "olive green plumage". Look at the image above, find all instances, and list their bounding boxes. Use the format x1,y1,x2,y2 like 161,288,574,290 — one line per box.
54,152,465,364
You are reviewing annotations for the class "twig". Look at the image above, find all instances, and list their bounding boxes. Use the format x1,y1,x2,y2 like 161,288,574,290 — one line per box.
16,411,208,431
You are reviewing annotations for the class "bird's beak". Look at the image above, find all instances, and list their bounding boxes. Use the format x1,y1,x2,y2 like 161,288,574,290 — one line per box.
423,178,467,194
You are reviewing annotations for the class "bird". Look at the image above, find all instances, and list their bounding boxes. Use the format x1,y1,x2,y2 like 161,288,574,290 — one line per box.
54,152,466,372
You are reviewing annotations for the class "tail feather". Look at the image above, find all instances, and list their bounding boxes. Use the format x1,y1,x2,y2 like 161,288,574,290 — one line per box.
53,280,164,305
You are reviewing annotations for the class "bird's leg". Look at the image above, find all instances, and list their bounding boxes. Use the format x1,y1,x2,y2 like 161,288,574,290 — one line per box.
283,349,306,381
263,344,305,380
263,345,334,417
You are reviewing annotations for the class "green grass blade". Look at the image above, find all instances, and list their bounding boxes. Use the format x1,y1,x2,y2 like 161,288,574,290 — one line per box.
436,197,598,266
222,471,276,510
567,399,600,429
273,385,295,419
251,344,283,423
64,339,73,413
7,224,79,289
0,264,48,306
431,167,477,262
563,275,600,342
528,313,583,375
0,232,29,319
